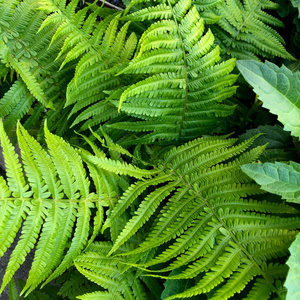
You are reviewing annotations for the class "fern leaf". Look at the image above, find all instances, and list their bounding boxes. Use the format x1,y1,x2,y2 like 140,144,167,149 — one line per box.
44,125,78,199
0,81,34,132
203,0,294,60
77,291,124,300
0,121,116,294
83,154,159,179
75,243,148,300
105,135,299,299
108,181,179,256
0,201,28,259
113,0,237,143
33,203,77,290
17,122,63,199
59,14,137,127
0,42,49,107
0,0,77,132
22,201,64,294
122,4,172,21
0,201,46,292
45,124,90,198
103,174,172,232
0,121,28,198
44,201,92,285
17,124,48,199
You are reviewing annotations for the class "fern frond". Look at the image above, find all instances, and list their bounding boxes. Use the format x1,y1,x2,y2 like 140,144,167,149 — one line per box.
108,181,179,256
39,2,138,129
0,121,118,295
104,135,299,299
111,0,237,143
199,0,294,60
0,0,76,132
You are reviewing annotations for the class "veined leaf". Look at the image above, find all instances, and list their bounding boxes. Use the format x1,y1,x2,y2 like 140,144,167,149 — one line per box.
236,60,300,139
241,161,300,203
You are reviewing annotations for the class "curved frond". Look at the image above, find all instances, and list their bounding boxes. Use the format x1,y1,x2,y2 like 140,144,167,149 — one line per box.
0,0,76,132
38,1,138,129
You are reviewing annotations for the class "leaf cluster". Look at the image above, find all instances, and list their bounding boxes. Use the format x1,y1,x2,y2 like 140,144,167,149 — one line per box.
0,0,299,300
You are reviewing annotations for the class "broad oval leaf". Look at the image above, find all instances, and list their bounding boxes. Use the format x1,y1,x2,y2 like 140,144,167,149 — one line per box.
236,60,300,139
241,161,300,203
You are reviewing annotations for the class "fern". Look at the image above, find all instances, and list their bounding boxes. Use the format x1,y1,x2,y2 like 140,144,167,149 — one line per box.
0,1,298,299
102,135,299,299
0,120,122,295
242,161,300,299
195,0,294,60
74,242,149,300
0,0,75,133
108,0,237,144
38,0,138,132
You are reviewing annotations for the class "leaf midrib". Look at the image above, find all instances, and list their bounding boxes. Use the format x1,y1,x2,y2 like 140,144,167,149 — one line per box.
167,0,189,141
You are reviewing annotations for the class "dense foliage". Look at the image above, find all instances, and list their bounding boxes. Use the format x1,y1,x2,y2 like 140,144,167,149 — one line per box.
0,0,299,299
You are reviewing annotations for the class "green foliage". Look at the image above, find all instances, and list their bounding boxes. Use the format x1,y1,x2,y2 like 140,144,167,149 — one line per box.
236,60,300,139
75,242,149,300
111,0,237,143
0,0,75,134
242,161,300,203
238,125,298,162
285,233,300,300
8,279,19,300
195,0,294,60
241,161,300,299
238,57,300,299
38,1,138,131
102,135,299,299
0,0,299,299
0,120,122,295
292,0,300,16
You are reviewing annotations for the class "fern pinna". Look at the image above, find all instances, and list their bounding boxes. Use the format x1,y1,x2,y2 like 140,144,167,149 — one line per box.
74,241,150,300
0,120,136,296
100,135,299,299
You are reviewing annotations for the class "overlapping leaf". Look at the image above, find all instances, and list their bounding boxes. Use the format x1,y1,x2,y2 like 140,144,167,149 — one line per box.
237,60,300,139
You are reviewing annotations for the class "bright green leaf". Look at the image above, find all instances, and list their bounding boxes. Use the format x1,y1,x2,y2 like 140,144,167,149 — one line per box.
236,60,300,139
241,161,300,203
